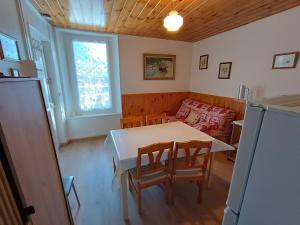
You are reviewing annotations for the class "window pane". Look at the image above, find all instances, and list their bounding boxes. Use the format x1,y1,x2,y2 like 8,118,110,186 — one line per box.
72,41,112,111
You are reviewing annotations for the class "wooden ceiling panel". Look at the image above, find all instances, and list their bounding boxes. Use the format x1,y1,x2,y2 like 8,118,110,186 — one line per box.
31,0,300,42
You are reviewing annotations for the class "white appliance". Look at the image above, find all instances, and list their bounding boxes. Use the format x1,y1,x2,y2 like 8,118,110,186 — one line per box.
222,95,300,225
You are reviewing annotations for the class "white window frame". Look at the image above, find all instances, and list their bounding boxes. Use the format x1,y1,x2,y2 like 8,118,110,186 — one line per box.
63,32,121,117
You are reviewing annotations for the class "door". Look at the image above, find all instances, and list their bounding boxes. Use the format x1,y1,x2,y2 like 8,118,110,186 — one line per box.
30,37,60,152
237,108,300,225
0,80,71,225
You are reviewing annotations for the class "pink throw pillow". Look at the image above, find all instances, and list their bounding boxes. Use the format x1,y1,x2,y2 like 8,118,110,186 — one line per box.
184,110,201,125
176,104,190,119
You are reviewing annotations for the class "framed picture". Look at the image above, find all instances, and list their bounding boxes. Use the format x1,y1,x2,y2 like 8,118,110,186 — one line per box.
199,54,209,69
0,33,20,61
218,62,232,79
143,54,176,80
10,68,20,77
272,52,299,69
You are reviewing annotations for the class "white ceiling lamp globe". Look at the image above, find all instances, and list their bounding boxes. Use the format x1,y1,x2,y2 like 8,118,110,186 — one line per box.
164,10,183,32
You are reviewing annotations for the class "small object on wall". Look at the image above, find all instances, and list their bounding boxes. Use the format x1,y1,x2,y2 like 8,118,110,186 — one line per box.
199,54,209,70
0,33,20,61
10,68,20,77
19,60,37,77
218,62,232,79
272,52,299,69
143,54,176,80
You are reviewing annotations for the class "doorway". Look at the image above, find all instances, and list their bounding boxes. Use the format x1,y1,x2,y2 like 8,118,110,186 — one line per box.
28,25,61,152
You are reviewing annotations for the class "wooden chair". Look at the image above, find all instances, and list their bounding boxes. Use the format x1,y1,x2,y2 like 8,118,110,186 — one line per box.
171,140,212,204
128,141,174,214
145,113,167,125
115,116,145,174
120,116,144,129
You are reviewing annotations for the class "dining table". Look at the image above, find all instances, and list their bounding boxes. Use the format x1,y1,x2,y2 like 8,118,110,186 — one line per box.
104,121,234,220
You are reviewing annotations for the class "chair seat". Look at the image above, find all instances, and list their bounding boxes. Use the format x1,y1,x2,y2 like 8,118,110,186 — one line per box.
129,166,168,184
173,169,204,179
173,157,205,179
62,176,74,195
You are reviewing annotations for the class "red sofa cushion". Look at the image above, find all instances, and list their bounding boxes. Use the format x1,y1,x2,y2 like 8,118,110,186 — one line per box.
192,121,211,132
172,99,236,142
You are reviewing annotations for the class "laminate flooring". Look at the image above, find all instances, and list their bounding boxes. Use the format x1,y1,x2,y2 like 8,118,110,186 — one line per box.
59,136,234,225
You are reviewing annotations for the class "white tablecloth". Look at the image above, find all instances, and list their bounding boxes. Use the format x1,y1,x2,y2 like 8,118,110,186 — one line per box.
104,121,234,190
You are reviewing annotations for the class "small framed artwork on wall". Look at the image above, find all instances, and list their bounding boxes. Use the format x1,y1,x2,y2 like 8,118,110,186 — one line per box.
143,53,176,80
199,54,209,69
0,33,20,61
218,62,232,79
272,52,299,69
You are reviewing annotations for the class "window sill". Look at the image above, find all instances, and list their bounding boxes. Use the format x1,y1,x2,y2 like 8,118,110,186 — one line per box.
67,112,121,120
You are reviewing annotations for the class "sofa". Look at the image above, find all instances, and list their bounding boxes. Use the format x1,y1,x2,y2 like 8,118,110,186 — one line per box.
166,98,236,143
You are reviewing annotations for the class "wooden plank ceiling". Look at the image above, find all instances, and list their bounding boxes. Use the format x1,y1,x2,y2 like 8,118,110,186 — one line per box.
31,0,300,42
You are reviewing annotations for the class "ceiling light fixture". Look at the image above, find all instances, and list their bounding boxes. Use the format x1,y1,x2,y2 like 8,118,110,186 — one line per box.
164,10,183,32
163,0,183,33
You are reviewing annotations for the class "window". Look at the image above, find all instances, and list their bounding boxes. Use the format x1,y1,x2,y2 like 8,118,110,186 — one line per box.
72,41,112,112
63,32,121,117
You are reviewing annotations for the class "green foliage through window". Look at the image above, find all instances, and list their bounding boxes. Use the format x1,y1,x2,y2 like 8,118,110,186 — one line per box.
73,41,112,111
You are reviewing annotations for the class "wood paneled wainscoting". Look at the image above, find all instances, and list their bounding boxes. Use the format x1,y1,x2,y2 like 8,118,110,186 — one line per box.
121,92,190,116
121,92,246,120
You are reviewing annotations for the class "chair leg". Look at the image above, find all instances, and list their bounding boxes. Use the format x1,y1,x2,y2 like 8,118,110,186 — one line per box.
168,178,174,205
137,186,142,215
128,172,133,193
197,181,203,204
165,180,169,204
112,157,116,173
170,180,174,205
72,183,81,207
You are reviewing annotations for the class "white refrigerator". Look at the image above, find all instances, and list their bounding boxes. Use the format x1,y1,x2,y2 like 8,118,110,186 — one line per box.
222,97,300,225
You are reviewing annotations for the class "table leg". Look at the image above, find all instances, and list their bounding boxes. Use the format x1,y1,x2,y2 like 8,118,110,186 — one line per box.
207,152,215,188
120,171,129,220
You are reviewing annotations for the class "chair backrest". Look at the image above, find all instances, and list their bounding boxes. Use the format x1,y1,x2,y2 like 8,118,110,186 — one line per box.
136,142,174,179
145,113,167,125
173,140,212,173
120,116,144,128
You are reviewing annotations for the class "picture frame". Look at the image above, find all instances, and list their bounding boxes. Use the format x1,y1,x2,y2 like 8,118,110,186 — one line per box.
143,53,176,80
0,33,20,61
218,62,232,79
272,52,299,69
10,68,20,77
199,54,209,70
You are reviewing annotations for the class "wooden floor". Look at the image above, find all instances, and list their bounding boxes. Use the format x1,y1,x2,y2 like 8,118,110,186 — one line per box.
59,137,234,225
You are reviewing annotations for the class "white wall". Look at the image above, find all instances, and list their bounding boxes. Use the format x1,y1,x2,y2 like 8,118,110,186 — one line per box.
190,6,300,99
66,114,120,140
119,35,192,94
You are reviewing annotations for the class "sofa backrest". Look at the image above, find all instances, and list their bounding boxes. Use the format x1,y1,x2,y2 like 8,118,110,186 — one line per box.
179,99,236,140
